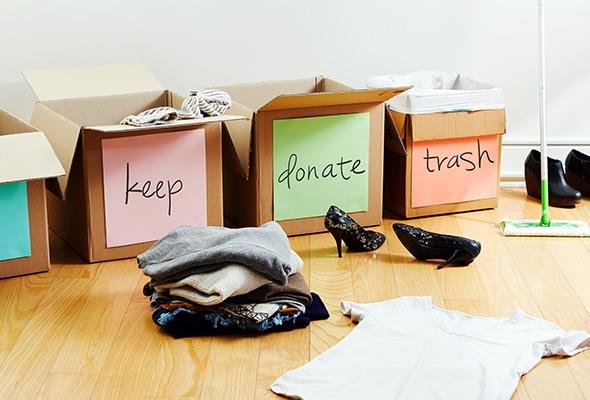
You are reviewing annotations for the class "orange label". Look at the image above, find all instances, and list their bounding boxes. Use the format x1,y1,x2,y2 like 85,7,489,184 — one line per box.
411,135,499,208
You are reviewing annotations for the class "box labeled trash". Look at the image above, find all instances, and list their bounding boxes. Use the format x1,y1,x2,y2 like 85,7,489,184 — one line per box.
212,77,407,235
0,109,64,278
383,108,506,218
370,72,506,218
24,64,243,262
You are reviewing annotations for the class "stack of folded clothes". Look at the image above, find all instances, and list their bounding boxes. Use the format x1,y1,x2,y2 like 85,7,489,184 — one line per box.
138,222,329,338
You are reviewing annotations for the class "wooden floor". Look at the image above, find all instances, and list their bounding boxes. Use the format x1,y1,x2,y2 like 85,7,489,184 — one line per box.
1,187,590,399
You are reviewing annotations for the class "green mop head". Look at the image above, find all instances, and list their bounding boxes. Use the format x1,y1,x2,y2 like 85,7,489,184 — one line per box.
500,218,590,237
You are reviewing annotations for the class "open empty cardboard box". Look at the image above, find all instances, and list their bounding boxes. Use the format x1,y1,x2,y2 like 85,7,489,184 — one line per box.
24,64,243,262
384,108,506,218
0,109,64,279
213,77,407,235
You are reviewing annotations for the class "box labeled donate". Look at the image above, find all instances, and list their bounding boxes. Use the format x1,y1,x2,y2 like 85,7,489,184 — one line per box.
384,108,506,218
24,64,242,262
212,77,407,235
0,109,64,278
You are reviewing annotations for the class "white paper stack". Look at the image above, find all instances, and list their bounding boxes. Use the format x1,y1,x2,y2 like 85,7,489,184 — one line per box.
368,71,504,114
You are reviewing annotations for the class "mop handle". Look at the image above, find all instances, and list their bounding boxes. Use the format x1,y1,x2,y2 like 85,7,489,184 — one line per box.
539,0,551,226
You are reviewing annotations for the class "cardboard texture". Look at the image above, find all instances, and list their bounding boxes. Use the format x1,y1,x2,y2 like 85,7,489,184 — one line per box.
0,109,64,279
212,77,408,235
384,108,506,218
25,64,242,262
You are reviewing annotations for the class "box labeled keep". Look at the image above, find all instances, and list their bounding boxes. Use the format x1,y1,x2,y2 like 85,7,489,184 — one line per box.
212,77,407,235
0,109,64,278
24,64,243,262
384,108,506,218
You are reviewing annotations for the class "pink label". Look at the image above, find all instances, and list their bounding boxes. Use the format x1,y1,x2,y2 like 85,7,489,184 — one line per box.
101,129,208,247
411,135,499,208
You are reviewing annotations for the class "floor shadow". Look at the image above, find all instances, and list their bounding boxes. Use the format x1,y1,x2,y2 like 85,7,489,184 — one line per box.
49,231,86,265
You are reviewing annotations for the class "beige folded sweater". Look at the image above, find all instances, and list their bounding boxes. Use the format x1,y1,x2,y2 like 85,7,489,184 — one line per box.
154,250,303,306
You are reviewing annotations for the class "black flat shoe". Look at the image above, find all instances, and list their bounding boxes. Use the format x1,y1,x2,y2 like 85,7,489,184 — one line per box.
524,149,581,207
392,223,481,269
565,149,590,197
324,205,385,258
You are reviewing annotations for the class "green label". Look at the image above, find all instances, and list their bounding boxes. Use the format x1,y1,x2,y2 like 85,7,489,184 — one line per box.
273,113,370,221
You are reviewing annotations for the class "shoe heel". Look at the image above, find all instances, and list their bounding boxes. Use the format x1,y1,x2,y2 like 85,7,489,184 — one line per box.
325,228,343,258
334,232,343,258
436,249,474,270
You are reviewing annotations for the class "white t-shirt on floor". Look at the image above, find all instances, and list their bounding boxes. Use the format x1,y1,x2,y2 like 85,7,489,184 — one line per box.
271,296,590,400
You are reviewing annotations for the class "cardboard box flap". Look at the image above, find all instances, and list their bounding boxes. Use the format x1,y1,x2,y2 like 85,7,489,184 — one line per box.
410,109,506,142
220,102,255,179
0,108,36,134
30,102,82,198
211,77,322,111
87,114,246,133
319,78,355,92
388,109,408,142
258,86,410,112
0,132,65,184
384,110,406,155
23,63,164,101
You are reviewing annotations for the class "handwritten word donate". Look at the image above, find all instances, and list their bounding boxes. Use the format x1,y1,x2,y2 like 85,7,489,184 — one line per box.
124,163,183,216
277,153,366,189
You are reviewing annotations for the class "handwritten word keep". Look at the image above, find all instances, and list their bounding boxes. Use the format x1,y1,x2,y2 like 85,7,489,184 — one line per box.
124,163,183,216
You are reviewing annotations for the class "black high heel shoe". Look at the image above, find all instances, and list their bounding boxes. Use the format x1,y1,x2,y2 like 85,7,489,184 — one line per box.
324,205,385,258
392,223,481,269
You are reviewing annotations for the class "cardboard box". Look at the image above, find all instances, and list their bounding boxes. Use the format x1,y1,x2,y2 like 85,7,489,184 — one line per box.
212,77,407,235
0,109,65,279
24,64,243,262
384,108,506,218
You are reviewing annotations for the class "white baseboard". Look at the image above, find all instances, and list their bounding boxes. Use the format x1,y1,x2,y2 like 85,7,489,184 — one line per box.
499,181,525,188
500,144,590,180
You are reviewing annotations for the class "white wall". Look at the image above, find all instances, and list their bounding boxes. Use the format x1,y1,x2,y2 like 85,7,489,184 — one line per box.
2,0,589,179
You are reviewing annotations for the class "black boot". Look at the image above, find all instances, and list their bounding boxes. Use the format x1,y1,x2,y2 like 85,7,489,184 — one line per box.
565,149,590,197
524,149,581,207
392,223,481,269
324,205,385,258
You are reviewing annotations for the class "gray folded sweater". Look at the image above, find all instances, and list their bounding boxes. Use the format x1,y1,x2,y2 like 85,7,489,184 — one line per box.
138,221,293,284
